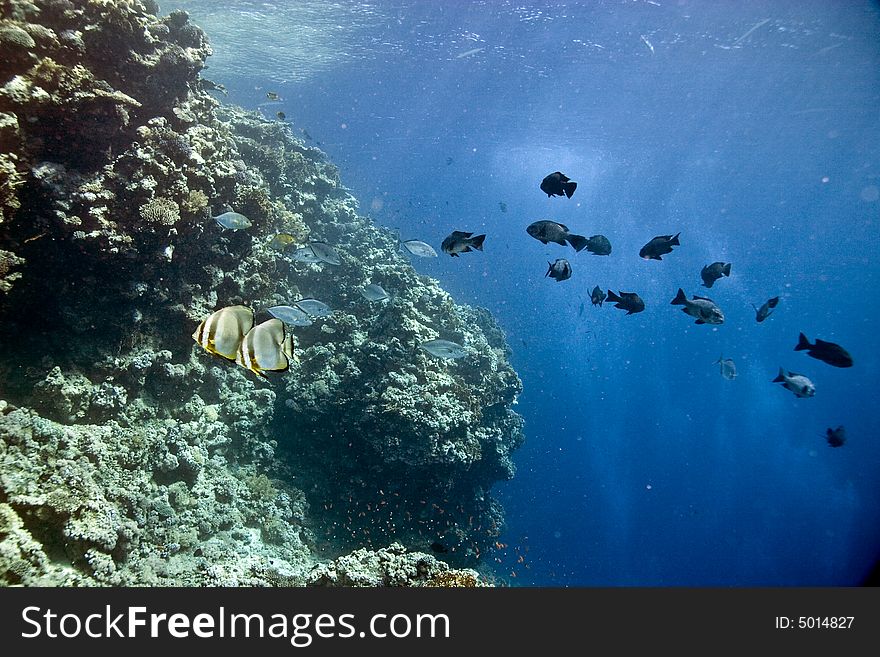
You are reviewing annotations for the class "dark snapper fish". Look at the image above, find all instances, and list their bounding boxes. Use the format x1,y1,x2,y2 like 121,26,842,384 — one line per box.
795,333,853,368
607,290,645,315
752,296,779,322
545,258,572,282
441,230,486,257
540,171,577,198
585,234,612,256
773,368,815,398
590,285,607,307
671,288,724,325
700,261,731,288
526,220,588,252
639,232,681,260
825,426,846,448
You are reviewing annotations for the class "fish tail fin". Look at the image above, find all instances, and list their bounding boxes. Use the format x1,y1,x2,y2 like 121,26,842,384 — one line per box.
671,288,687,305
470,234,486,251
670,232,681,245
545,262,552,277
795,332,811,351
606,290,621,303
567,234,589,252
563,181,577,198
772,367,786,383
723,263,731,276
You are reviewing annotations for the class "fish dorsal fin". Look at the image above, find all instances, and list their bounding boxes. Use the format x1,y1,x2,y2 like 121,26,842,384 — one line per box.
451,231,472,238
556,222,569,231
693,295,714,302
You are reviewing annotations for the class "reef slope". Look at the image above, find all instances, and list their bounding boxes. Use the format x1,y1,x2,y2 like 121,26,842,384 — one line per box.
0,0,522,585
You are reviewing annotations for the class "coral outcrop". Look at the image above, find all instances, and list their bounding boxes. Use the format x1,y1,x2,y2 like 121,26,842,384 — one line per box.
0,0,522,586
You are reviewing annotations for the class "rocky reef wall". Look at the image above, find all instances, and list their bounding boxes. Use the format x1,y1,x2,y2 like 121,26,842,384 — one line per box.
0,0,522,586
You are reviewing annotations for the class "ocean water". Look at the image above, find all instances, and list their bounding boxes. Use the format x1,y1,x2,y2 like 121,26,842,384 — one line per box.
170,0,880,586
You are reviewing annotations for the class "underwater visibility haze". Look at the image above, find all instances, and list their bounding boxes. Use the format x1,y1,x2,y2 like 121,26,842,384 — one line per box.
0,0,878,587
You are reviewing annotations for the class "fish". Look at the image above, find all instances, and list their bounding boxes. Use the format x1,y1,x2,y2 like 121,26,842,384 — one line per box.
639,232,681,260
590,285,607,307
192,305,254,360
266,91,280,101
585,234,612,256
267,233,297,250
290,245,323,264
499,201,507,213
607,290,645,315
670,288,724,325
276,111,286,120
772,367,816,398
213,211,252,230
295,298,332,317
361,283,390,302
545,258,572,282
420,338,468,359
526,221,588,252
236,318,293,377
825,426,846,448
430,542,449,553
441,231,486,257
266,305,313,327
714,355,737,380
446,157,454,165
752,296,779,322
540,171,577,198
795,332,853,368
700,262,731,288
400,239,438,257
308,241,342,265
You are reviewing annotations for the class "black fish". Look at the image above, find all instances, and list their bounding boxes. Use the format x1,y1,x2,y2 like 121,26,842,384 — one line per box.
441,230,486,257
499,201,507,213
825,426,846,448
430,542,449,553
266,91,280,100
590,285,607,307
585,234,612,256
607,290,645,315
752,296,779,322
276,111,286,120
545,258,572,282
700,262,731,288
578,301,585,317
639,232,681,260
540,171,577,198
526,221,588,252
795,333,853,368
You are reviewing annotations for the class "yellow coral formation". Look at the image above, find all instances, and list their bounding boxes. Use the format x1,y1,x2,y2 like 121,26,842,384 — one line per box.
139,197,180,226
423,570,483,587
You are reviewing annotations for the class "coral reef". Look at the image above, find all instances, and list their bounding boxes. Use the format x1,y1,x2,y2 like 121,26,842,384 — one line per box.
307,542,488,587
0,0,523,586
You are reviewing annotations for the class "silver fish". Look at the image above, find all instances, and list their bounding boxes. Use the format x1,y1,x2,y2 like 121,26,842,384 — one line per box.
361,283,390,302
671,288,724,325
290,246,323,263
400,239,438,257
714,355,737,380
213,211,252,230
267,305,313,327
309,241,342,265
295,298,332,317
420,339,468,359
773,368,815,398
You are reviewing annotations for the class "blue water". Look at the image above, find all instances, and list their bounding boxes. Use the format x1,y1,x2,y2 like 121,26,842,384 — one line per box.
172,0,880,585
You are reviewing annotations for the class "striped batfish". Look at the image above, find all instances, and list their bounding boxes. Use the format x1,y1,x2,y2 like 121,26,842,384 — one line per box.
236,318,294,377
192,305,254,360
